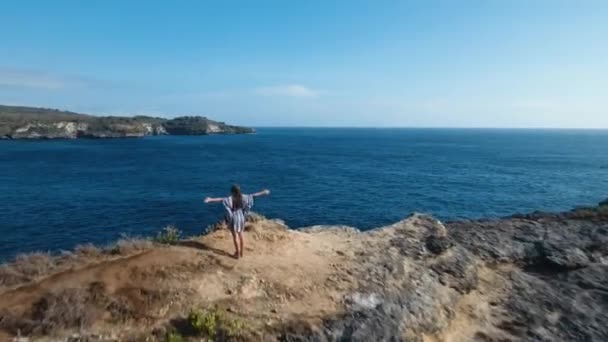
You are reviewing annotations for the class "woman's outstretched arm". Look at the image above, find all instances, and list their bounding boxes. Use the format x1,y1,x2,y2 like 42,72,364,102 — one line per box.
251,189,271,197
204,197,224,203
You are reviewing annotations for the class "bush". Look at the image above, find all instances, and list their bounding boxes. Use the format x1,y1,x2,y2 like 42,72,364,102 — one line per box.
74,243,102,257
166,330,185,342
154,226,182,245
186,307,246,340
205,220,227,234
0,252,55,287
110,235,155,254
225,318,246,339
2,285,106,335
188,308,220,338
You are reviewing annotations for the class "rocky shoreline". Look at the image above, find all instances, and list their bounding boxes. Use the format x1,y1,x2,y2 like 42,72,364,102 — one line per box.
0,200,606,341
0,105,254,139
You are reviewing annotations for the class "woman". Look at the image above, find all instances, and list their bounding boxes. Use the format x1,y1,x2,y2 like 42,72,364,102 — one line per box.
204,185,270,259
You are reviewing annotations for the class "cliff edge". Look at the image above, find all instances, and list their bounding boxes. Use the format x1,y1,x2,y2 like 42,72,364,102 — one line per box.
0,201,607,341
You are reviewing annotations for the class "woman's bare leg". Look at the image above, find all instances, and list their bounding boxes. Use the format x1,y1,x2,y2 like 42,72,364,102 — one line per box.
231,231,240,258
238,232,244,257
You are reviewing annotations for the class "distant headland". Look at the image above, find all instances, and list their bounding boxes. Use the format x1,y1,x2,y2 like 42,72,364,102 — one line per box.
0,105,255,139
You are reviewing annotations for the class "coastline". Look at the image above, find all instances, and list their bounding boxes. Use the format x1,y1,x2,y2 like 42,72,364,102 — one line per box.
0,199,606,341
0,105,255,140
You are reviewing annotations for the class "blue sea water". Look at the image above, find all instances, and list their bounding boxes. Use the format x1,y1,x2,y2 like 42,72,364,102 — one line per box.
1,128,607,261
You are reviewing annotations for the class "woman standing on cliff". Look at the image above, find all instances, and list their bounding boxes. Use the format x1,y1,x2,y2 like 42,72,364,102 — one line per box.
204,185,271,259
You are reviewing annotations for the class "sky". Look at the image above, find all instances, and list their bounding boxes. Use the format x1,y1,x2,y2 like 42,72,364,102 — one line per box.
1,1,607,128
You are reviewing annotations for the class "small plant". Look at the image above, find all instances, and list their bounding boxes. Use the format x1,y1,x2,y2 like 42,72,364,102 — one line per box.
185,307,246,339
188,309,205,333
74,243,102,257
154,226,182,245
110,235,155,254
205,220,227,234
188,308,221,338
0,252,56,288
225,318,246,338
166,330,185,342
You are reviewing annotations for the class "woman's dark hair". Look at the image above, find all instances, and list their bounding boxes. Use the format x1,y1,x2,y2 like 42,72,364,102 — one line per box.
231,184,243,210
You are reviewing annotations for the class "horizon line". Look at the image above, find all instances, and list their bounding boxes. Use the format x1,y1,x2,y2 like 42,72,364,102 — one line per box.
253,126,608,130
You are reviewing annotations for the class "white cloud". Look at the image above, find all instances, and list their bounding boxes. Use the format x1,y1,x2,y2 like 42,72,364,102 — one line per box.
253,84,318,98
158,84,320,102
511,100,561,111
0,67,90,90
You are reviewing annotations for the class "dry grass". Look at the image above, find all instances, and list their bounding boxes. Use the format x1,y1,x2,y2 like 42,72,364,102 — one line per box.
153,226,182,245
0,237,156,291
0,279,188,337
205,220,227,233
0,252,56,288
0,282,142,336
0,288,96,335
29,287,103,334
108,236,155,255
74,243,103,258
246,212,265,223
1,220,258,290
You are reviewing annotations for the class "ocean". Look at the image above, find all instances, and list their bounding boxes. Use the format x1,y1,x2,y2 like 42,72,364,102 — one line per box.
1,128,607,261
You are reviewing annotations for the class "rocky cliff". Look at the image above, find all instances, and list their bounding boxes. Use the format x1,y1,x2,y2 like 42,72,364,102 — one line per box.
0,105,254,139
0,200,606,341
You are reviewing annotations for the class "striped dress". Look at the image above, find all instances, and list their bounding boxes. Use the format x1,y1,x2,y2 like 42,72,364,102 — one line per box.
222,194,254,233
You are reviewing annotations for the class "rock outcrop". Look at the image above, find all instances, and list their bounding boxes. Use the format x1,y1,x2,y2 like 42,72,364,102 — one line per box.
0,105,254,139
0,200,606,341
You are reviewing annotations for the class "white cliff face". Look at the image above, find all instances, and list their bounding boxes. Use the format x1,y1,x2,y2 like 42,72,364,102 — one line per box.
206,123,223,133
142,123,154,135
55,122,88,135
154,125,167,135
142,123,168,135
14,124,34,133
12,121,89,138
10,120,169,138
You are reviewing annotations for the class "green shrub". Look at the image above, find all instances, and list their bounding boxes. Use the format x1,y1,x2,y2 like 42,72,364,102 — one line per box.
225,318,246,338
187,307,246,339
188,308,220,338
166,330,185,342
154,226,182,245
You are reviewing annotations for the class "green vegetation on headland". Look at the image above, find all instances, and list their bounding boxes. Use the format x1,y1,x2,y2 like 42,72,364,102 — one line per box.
0,105,255,139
